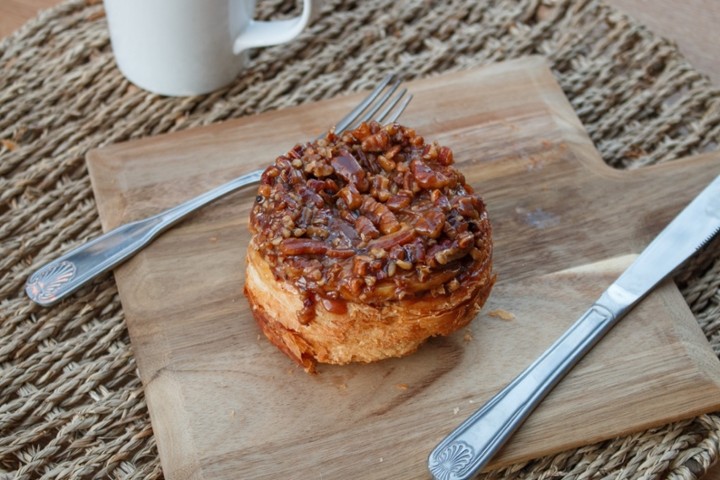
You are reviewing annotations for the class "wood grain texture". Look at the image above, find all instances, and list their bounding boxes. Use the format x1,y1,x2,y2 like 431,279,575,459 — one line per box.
0,0,58,37
86,57,720,479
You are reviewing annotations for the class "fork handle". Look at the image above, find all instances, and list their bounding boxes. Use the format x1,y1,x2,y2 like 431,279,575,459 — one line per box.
25,169,262,306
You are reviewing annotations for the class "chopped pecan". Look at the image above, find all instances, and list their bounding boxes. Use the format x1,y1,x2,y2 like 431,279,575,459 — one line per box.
437,146,454,165
386,191,413,211
361,129,390,152
249,120,491,304
433,242,470,265
410,158,454,189
331,150,369,191
355,216,380,241
280,238,327,255
338,184,363,210
377,155,395,172
414,208,446,239
368,228,415,250
361,196,400,234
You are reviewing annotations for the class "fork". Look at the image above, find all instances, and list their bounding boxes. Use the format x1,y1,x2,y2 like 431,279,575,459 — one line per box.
26,75,413,307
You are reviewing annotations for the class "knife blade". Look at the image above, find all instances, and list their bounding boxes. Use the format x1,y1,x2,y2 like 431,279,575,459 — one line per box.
428,174,720,480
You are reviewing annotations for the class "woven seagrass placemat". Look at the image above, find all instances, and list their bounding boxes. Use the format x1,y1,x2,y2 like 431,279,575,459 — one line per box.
2,0,720,478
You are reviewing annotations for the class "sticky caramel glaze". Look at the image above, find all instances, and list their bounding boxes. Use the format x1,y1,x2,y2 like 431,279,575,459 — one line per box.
249,121,493,323
244,241,494,372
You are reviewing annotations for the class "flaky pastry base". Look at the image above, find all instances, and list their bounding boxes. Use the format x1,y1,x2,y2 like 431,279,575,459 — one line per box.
244,239,494,372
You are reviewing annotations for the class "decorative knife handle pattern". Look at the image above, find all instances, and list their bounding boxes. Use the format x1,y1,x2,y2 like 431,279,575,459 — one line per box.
428,304,618,480
428,440,475,480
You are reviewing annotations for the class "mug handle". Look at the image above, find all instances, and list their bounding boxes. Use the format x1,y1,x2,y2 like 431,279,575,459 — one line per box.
233,0,316,54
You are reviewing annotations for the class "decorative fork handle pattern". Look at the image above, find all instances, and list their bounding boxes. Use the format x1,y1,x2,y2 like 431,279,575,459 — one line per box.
25,170,262,306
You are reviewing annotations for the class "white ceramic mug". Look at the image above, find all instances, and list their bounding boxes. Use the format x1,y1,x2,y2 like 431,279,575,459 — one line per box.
103,0,314,96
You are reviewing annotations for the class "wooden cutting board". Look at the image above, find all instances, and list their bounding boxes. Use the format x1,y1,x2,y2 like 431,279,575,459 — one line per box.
86,57,720,479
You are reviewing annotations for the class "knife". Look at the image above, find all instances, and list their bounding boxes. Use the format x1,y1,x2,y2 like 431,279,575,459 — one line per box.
428,174,720,480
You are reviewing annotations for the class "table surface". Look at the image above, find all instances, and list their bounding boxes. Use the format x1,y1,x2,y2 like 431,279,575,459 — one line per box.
1,0,719,478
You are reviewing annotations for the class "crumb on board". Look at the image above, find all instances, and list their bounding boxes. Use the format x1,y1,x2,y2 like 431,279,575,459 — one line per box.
463,330,473,343
230,409,235,417
209,236,218,242
396,383,408,391
453,407,460,415
332,377,348,391
487,309,516,321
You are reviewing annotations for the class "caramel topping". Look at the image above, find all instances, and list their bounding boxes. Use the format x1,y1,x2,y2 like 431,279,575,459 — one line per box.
249,121,491,310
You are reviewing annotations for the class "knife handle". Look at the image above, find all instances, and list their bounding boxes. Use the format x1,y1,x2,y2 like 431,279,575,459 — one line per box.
428,300,622,480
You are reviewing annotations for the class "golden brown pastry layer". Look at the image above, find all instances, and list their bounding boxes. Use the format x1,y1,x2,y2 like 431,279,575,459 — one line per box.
244,241,493,372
